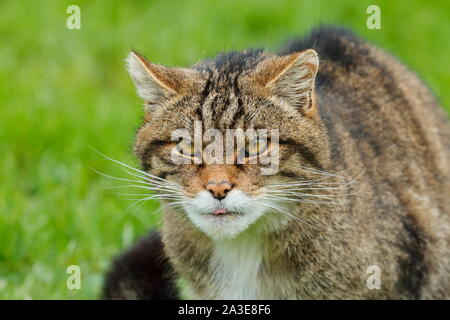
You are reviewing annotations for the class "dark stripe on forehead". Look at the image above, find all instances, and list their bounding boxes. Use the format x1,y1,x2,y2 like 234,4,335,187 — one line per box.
229,74,245,128
212,73,237,127
198,70,214,121
209,95,219,124
194,50,269,129
216,97,232,130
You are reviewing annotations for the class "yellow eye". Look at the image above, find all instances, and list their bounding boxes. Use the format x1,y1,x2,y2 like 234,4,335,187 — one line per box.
244,139,269,158
176,139,198,157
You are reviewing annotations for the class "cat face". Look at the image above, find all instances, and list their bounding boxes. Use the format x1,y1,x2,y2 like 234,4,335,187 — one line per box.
127,49,329,240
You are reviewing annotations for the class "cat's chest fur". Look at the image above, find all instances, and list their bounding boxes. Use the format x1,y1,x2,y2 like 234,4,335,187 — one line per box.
207,235,267,299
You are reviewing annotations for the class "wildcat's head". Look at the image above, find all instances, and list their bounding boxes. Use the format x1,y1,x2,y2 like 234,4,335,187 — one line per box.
127,49,330,240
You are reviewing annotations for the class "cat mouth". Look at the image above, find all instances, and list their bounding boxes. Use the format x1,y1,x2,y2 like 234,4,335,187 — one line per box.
211,208,235,216
184,190,266,239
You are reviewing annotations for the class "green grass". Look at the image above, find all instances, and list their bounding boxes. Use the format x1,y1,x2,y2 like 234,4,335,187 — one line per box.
0,0,449,299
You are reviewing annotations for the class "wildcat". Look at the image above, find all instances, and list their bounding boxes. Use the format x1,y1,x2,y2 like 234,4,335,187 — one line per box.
102,27,450,299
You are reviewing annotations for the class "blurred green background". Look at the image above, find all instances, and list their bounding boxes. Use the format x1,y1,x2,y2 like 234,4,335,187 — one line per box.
0,0,449,299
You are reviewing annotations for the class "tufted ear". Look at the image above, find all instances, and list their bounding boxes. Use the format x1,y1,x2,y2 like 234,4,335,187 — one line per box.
126,51,197,111
255,49,319,116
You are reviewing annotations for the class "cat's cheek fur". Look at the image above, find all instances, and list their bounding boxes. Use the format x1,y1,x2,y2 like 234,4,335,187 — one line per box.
183,189,268,240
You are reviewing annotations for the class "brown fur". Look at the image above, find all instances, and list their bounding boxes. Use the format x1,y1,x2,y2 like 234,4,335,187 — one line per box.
104,27,450,299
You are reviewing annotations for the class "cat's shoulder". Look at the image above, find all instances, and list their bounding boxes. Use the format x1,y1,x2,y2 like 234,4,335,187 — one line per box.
279,26,371,70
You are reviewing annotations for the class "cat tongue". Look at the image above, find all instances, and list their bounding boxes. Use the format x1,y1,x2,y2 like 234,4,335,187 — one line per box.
213,208,228,215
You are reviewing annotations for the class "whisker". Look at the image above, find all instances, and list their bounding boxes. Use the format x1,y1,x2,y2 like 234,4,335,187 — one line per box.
266,190,358,198
124,196,186,216
299,166,348,179
121,167,181,189
91,168,152,186
262,195,338,205
109,184,184,195
267,177,343,188
117,192,185,199
92,149,175,185
124,196,151,213
93,168,183,197
151,200,188,216
258,200,318,229
268,178,352,186
267,169,363,191
267,183,353,190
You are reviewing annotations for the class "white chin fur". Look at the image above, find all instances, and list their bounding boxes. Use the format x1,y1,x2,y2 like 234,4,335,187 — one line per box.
183,189,268,240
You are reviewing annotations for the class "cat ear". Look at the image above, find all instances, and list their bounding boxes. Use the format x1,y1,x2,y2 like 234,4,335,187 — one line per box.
256,49,319,116
126,51,194,109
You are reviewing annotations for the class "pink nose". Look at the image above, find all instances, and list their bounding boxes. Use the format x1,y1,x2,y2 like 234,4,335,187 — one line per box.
205,180,232,200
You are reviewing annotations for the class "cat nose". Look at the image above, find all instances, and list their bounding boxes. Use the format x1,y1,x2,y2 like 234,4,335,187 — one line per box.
206,180,232,200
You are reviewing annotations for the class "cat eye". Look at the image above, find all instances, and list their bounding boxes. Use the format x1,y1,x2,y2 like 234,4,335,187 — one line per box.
244,138,270,158
176,139,199,157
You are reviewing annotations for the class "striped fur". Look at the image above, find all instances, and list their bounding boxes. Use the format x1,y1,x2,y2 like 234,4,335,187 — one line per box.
103,27,450,299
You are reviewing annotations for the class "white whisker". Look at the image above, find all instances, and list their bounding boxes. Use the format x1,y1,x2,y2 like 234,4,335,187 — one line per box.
258,200,318,229
263,196,338,206
266,189,358,198
92,149,176,185
109,184,184,195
